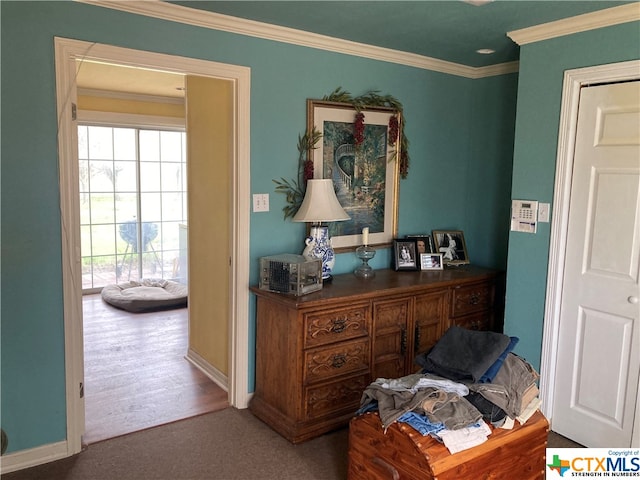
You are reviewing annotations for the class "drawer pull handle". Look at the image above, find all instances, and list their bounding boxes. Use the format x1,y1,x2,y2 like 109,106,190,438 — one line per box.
371,457,400,480
331,318,346,333
331,354,346,369
401,327,407,355
470,294,480,305
414,325,421,353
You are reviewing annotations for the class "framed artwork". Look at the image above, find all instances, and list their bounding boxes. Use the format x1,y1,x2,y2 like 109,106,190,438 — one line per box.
406,234,434,255
307,99,400,251
432,230,470,265
420,253,444,270
393,239,418,271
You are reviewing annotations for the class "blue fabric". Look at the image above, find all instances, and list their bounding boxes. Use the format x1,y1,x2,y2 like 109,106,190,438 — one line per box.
398,411,445,436
479,336,519,383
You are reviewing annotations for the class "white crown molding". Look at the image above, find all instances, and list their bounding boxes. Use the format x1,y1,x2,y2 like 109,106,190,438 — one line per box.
508,3,640,46
76,0,515,78
468,61,519,79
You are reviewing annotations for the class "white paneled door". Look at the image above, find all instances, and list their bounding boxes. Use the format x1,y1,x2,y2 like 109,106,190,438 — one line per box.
552,81,640,447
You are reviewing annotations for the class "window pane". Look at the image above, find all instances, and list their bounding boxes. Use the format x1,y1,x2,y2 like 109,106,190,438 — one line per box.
140,162,160,192
78,126,88,159
79,160,89,193
88,126,113,160
80,193,91,225
115,193,138,224
81,225,92,257
91,255,118,287
91,224,116,256
89,160,115,192
161,221,181,250
160,131,183,162
139,130,160,162
162,192,183,221
140,192,161,222
113,128,136,160
90,193,114,224
114,161,137,192
142,222,160,252
161,163,182,191
116,222,135,253
117,252,140,282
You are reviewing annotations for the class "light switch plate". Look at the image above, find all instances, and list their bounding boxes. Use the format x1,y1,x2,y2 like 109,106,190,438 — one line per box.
538,203,550,223
253,193,269,212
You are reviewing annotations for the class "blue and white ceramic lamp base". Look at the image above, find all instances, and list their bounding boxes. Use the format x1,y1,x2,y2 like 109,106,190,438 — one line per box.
302,225,336,281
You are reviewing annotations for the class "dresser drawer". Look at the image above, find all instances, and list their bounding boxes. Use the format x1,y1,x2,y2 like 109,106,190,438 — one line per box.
454,312,492,331
304,339,369,384
450,282,494,318
304,303,370,348
305,373,369,419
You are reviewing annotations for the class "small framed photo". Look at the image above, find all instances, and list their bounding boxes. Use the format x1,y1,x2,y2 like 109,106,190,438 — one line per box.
432,230,470,265
405,234,434,254
393,239,418,271
420,253,444,270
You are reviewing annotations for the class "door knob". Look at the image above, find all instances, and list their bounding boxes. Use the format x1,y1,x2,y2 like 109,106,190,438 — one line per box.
628,296,639,305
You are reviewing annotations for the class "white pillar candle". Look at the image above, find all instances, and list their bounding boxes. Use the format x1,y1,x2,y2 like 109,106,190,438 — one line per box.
362,227,369,245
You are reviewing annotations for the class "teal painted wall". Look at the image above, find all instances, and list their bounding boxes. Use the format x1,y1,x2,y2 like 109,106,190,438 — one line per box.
1,1,515,454
504,21,640,369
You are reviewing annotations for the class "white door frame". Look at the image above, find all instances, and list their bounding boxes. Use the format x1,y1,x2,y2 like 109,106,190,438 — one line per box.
54,37,251,456
540,59,640,444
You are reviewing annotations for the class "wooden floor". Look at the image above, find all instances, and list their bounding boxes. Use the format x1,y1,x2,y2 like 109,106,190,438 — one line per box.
82,294,229,444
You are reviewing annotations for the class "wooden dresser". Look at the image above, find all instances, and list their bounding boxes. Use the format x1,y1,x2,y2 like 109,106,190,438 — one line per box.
249,266,505,443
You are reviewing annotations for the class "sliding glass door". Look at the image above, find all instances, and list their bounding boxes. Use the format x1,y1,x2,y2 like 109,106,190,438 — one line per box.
78,125,187,292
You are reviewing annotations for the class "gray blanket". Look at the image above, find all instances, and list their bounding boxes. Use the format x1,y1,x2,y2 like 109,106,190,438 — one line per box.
418,326,511,382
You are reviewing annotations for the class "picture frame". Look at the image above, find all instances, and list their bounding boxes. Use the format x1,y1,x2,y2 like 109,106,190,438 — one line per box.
420,253,444,270
307,99,400,251
432,230,470,265
406,234,434,255
393,239,418,271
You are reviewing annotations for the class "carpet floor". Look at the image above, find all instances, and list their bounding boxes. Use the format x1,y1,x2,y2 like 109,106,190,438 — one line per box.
4,407,581,480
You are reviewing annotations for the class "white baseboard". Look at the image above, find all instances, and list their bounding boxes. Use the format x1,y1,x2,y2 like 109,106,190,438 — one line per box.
0,440,69,475
185,349,228,392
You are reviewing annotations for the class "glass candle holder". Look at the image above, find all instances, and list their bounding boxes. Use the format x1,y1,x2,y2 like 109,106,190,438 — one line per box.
354,245,376,279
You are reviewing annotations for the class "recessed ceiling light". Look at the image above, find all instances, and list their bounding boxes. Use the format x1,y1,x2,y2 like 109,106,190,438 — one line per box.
476,48,496,55
463,0,494,6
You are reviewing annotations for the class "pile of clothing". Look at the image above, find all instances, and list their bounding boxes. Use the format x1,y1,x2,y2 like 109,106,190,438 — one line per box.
358,325,540,454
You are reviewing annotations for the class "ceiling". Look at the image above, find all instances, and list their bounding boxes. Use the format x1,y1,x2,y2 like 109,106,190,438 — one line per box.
169,0,633,67
77,0,635,98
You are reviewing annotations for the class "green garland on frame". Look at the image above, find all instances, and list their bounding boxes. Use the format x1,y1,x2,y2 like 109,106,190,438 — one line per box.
273,87,409,220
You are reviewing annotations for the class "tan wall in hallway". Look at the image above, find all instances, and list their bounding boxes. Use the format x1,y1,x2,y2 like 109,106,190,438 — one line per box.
186,75,232,375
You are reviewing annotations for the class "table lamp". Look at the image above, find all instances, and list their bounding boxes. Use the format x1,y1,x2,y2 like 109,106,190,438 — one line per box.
293,179,350,281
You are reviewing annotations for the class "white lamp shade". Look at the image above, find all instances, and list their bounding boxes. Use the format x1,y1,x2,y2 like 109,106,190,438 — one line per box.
292,179,350,223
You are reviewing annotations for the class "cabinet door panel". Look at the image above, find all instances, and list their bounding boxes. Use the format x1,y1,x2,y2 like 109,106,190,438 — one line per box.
413,291,448,359
372,298,411,379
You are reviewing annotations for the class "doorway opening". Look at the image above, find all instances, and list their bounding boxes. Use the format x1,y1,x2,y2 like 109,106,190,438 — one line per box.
76,69,228,443
55,37,251,455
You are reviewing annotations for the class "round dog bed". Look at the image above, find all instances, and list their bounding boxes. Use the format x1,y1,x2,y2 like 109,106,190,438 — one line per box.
101,279,188,313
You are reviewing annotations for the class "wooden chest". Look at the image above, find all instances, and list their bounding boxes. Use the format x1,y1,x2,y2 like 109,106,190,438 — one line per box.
348,410,548,480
